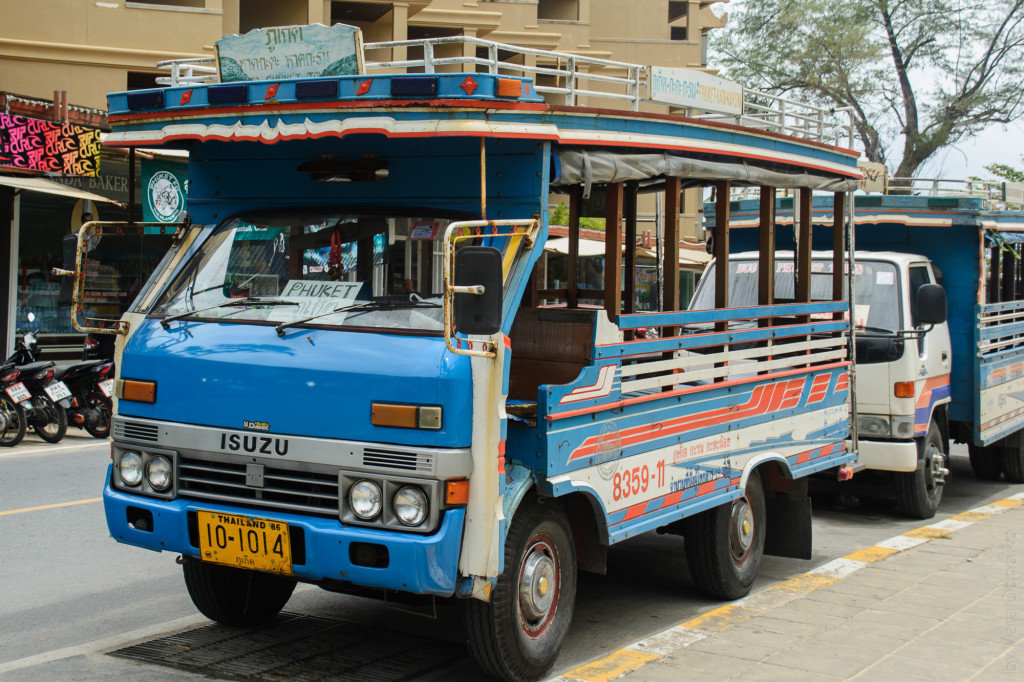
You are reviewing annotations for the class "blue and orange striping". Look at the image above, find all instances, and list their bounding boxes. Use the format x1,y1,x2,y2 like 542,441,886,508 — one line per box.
914,374,951,434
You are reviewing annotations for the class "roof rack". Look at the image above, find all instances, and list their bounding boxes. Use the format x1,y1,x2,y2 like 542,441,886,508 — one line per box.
153,35,855,149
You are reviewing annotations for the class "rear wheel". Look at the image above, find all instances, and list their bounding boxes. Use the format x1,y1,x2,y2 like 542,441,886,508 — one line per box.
684,471,765,600
0,396,26,447
183,560,296,627
462,497,576,682
968,442,1003,481
1001,436,1024,484
82,392,112,438
894,420,946,519
31,394,67,444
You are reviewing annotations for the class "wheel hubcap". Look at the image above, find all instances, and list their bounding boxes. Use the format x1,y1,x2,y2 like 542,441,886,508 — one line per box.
519,538,558,635
730,497,755,561
924,441,947,494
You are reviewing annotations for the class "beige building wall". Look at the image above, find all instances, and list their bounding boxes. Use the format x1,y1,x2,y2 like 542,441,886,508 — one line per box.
0,0,727,235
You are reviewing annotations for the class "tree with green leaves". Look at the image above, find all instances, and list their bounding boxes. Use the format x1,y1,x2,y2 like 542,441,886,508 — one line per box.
712,0,1024,178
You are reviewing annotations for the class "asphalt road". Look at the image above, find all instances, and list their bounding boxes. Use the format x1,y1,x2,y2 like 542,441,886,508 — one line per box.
1,436,1021,681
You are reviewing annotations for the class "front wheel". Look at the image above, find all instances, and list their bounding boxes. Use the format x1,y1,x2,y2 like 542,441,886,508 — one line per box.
462,497,576,682
894,420,946,519
1001,436,1024,483
684,470,766,600
31,394,67,444
82,392,112,438
968,442,1003,481
0,396,27,447
182,560,296,627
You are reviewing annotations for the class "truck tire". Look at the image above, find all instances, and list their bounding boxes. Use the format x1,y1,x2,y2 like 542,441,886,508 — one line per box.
684,471,765,600
1001,438,1024,483
894,420,946,519
462,497,576,682
968,442,1003,481
183,560,296,627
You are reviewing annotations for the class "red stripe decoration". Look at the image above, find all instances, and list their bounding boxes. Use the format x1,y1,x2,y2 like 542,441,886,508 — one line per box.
835,372,849,393
806,373,831,405
569,378,806,462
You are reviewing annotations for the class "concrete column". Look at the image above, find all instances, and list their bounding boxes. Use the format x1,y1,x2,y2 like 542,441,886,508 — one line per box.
221,0,240,36
393,3,410,64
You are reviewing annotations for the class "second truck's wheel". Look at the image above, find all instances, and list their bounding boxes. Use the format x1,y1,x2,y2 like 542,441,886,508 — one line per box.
894,420,946,519
462,496,576,682
1001,437,1024,483
968,442,1003,481
684,471,765,600
182,560,296,627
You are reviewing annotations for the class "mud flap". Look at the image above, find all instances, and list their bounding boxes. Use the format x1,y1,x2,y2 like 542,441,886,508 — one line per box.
763,494,813,560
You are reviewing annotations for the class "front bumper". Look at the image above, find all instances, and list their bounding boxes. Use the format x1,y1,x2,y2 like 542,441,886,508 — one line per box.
856,439,919,472
103,468,465,597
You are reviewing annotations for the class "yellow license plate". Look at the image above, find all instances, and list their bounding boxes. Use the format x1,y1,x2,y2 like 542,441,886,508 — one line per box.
197,510,293,575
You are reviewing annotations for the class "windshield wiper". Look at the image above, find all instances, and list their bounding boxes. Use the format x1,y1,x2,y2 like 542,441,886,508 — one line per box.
160,297,298,329
274,298,441,337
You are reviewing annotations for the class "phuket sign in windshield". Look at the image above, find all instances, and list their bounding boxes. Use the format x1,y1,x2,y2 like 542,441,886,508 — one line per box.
216,23,363,82
649,67,744,116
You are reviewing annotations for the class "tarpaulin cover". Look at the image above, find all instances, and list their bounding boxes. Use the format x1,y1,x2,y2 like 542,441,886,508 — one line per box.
551,150,858,195
985,229,1024,244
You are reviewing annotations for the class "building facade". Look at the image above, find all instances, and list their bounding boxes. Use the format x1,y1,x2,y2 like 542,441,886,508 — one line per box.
0,0,727,353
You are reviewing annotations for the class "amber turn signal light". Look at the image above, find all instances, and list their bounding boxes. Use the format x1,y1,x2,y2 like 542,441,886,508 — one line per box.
445,480,470,505
893,381,915,399
371,403,442,430
120,379,157,403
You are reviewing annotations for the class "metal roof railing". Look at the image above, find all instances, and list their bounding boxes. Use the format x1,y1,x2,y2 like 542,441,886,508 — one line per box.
151,36,855,148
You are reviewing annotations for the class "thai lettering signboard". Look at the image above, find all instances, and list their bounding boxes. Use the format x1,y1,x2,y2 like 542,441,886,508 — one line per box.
216,23,364,82
0,114,101,177
649,67,743,116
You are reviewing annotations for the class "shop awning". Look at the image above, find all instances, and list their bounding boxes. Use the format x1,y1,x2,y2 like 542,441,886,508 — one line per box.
0,174,125,206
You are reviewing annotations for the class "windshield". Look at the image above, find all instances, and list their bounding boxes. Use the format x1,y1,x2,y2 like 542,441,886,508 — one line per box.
151,212,459,333
690,258,902,332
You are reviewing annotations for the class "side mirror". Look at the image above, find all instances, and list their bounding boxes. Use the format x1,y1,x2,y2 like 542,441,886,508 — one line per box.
453,246,503,336
917,283,947,326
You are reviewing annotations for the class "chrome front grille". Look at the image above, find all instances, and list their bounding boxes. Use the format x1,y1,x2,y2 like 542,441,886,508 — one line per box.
114,419,160,443
362,448,433,473
177,456,339,518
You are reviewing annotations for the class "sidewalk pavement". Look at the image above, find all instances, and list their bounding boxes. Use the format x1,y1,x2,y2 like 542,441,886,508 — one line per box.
556,492,1024,682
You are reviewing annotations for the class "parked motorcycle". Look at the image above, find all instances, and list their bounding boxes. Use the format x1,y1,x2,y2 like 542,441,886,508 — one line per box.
0,364,29,446
54,359,114,438
7,331,71,443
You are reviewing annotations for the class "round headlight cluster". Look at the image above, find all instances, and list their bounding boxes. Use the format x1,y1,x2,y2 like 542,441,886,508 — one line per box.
146,455,173,491
394,486,428,526
119,451,143,486
349,480,383,520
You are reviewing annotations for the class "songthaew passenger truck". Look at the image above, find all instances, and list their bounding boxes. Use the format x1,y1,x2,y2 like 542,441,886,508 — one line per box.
74,24,859,681
705,186,1024,520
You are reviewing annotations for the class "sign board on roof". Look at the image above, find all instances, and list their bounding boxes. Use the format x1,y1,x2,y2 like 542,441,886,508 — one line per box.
1004,182,1024,208
0,114,101,177
649,67,743,115
215,23,364,83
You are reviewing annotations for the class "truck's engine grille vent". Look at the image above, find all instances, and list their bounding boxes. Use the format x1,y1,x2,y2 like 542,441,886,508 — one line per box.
177,457,339,518
114,420,160,443
362,448,433,472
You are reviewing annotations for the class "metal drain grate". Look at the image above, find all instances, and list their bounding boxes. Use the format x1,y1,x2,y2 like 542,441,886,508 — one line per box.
109,612,468,681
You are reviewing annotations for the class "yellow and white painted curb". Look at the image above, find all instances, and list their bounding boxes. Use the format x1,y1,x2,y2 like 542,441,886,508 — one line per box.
553,492,1024,682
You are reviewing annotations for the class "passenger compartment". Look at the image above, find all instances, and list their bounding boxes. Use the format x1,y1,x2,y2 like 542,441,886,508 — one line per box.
508,307,596,401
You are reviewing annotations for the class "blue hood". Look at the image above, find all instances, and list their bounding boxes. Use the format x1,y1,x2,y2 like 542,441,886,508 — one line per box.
119,319,473,447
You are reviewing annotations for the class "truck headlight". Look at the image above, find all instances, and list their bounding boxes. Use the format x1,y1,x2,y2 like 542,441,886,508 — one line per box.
145,455,173,491
857,416,890,437
119,451,143,486
890,415,916,439
393,486,428,526
349,480,382,520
